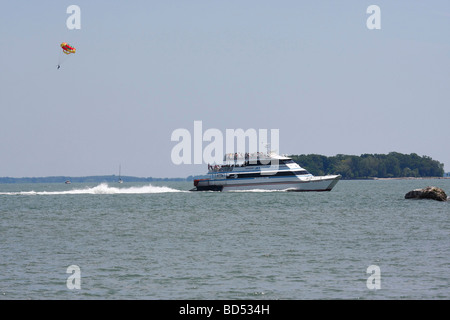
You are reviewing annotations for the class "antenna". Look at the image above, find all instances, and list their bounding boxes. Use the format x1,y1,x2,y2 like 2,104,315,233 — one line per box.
263,143,271,155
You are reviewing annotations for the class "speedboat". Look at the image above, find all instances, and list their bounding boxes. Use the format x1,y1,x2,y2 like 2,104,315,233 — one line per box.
190,152,341,192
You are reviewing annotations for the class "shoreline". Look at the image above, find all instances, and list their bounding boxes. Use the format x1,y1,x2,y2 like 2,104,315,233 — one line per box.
0,176,449,184
372,177,450,180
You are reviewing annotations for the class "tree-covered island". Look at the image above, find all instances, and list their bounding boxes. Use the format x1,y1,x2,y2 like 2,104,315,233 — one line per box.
289,152,445,179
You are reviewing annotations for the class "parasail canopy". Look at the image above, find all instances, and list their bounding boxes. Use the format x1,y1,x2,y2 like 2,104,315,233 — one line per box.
60,42,76,55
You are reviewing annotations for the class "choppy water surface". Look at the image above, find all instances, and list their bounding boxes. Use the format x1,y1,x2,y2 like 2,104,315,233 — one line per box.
0,179,448,299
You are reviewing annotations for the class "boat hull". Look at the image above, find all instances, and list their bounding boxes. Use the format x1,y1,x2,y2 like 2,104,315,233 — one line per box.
191,175,341,192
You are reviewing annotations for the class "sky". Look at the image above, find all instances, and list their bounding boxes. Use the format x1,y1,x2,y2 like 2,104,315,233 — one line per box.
1,0,449,178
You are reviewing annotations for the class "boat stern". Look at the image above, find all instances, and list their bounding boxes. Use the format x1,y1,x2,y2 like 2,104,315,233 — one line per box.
191,179,223,192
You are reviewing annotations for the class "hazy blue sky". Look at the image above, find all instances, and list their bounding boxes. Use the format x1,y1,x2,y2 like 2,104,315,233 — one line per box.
1,1,449,178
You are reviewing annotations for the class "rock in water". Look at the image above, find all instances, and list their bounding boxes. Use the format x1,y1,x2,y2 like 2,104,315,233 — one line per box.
405,186,448,201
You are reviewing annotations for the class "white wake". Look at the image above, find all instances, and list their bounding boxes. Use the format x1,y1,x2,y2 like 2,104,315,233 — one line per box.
0,183,185,195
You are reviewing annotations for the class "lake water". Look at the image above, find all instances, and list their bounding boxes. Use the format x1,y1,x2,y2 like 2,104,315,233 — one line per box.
0,179,448,299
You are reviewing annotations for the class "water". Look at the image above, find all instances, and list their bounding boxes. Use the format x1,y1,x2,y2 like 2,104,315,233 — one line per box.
0,179,448,299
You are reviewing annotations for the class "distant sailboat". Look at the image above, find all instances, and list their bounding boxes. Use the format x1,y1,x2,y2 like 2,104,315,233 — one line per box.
118,165,123,183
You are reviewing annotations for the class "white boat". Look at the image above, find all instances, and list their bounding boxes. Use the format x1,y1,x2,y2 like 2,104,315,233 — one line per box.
190,151,341,192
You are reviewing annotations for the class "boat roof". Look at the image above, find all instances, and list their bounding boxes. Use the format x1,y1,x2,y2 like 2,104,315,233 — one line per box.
223,152,291,161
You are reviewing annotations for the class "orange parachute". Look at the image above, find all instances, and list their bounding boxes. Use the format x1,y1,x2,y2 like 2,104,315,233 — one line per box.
61,42,76,55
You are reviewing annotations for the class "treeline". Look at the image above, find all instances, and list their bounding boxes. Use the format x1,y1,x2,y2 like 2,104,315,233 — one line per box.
289,152,445,179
